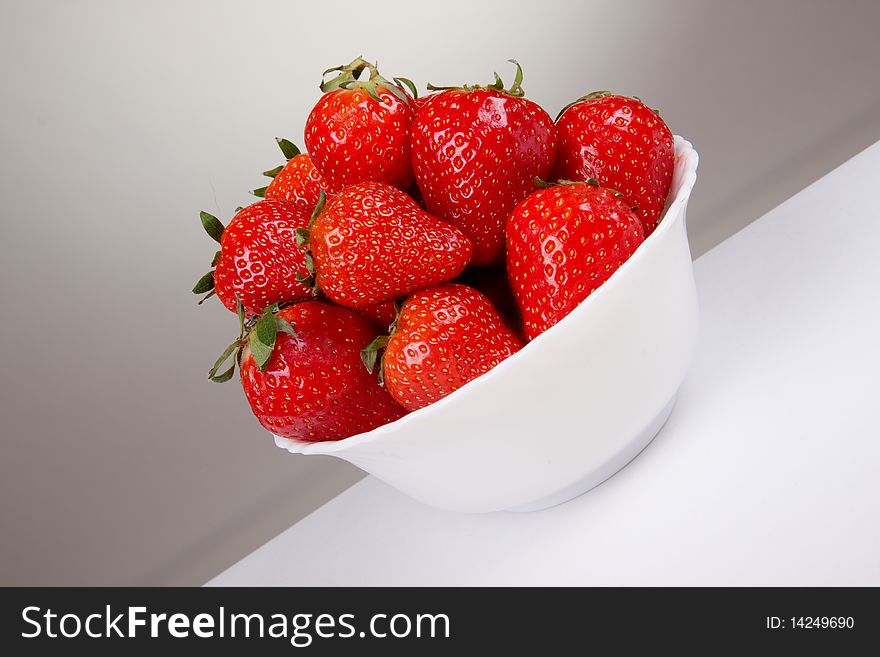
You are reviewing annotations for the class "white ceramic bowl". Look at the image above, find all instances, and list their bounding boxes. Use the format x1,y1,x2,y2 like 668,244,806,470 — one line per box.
276,137,699,513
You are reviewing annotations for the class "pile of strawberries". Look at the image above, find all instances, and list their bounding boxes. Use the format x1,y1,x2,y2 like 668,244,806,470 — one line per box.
194,57,674,442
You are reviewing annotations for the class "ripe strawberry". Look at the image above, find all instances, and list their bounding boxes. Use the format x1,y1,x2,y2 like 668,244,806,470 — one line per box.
252,138,327,216
411,61,557,265
192,200,313,316
305,57,416,192
367,284,523,411
507,181,645,340
307,182,472,308
209,301,406,441
553,92,674,234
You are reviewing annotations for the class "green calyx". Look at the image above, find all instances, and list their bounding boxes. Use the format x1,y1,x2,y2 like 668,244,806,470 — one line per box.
319,56,415,106
358,298,405,386
556,90,660,121
534,176,626,199
208,301,299,383
556,91,611,121
193,211,226,304
533,176,598,190
535,176,636,211
276,137,301,160
427,59,525,98
360,335,390,376
252,137,304,197
294,190,327,295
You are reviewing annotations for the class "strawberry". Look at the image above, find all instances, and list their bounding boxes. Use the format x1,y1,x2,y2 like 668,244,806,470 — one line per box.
251,137,327,216
306,181,472,308
552,92,674,235
209,300,406,441
365,284,523,411
506,181,645,340
411,60,557,265
192,200,314,316
305,57,416,192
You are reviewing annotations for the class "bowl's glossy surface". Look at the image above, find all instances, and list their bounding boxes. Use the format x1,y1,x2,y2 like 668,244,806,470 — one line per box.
276,137,699,513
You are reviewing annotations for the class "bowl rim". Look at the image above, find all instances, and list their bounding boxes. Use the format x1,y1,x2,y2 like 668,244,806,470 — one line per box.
276,136,699,455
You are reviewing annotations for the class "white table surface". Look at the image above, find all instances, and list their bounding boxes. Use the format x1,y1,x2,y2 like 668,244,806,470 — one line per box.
209,142,880,586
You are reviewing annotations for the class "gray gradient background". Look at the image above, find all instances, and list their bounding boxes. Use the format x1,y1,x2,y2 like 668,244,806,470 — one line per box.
1,0,878,585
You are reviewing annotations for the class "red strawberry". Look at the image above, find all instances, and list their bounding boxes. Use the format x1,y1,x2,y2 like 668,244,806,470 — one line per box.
192,200,313,316
369,284,523,411
411,60,557,265
205,301,406,440
307,182,472,308
305,57,415,192
254,138,327,216
553,92,674,234
506,181,645,340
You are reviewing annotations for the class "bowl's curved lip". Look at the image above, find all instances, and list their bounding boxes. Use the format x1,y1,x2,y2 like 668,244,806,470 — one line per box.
276,136,699,455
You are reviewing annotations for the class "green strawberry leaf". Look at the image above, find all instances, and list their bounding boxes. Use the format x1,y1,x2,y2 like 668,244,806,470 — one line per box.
309,190,327,227
393,77,418,100
360,335,390,373
383,81,410,106
192,270,215,294
507,59,524,96
208,341,240,383
251,186,267,198
276,138,301,160
236,299,246,334
295,227,310,248
249,310,277,371
209,364,235,383
275,316,298,339
200,211,224,243
210,250,221,267
248,333,273,371
263,165,284,178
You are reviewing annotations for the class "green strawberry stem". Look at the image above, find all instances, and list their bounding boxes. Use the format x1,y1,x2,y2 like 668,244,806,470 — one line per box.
319,56,413,106
427,59,526,98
